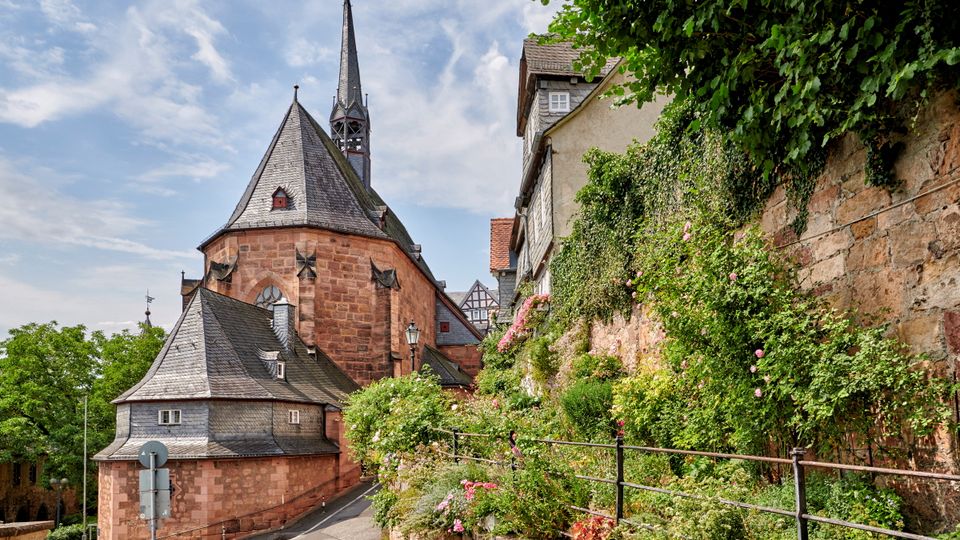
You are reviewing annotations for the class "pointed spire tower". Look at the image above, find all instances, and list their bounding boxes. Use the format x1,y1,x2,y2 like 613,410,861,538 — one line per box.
330,0,371,190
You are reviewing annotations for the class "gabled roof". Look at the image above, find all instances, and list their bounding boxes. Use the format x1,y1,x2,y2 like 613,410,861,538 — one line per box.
421,346,473,388
115,287,359,406
490,217,514,272
517,38,619,136
459,280,498,309
199,96,437,282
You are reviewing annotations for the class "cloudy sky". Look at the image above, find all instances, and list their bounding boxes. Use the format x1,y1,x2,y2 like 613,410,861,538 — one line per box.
0,0,560,336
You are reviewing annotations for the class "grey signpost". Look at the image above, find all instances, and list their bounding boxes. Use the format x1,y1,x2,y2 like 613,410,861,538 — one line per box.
138,441,171,540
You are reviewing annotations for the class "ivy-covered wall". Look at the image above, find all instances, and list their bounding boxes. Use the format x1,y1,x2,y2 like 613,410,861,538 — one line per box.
586,91,960,527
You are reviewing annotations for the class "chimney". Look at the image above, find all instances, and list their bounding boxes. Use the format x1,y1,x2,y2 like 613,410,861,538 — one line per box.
272,297,296,351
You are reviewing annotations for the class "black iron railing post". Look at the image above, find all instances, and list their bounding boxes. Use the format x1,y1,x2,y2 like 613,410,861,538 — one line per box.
615,433,624,524
452,428,460,464
791,447,809,540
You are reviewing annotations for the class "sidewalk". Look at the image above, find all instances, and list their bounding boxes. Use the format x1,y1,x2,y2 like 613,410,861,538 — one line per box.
247,481,381,540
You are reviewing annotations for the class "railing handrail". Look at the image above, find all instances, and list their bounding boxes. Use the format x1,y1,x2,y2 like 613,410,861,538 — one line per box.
429,427,957,539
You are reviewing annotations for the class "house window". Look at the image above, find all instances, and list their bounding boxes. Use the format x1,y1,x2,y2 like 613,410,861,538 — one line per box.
277,361,286,380
548,92,570,113
158,410,181,425
439,321,450,333
28,464,36,485
289,410,300,424
479,309,488,321
272,188,289,209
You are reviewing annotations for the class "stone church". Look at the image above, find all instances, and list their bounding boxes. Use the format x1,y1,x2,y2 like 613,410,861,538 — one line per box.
95,1,482,537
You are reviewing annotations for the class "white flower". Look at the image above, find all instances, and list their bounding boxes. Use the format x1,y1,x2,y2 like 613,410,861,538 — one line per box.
372,430,381,443
451,404,458,411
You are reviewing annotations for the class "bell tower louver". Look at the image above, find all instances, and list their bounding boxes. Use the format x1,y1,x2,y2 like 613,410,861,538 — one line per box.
330,0,371,189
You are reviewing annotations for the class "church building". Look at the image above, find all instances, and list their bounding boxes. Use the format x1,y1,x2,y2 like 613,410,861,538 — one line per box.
96,1,481,537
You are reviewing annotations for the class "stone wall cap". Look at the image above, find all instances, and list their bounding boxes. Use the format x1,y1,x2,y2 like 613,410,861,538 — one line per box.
0,521,54,536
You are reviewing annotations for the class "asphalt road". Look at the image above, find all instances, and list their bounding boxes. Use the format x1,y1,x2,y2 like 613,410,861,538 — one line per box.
247,481,381,540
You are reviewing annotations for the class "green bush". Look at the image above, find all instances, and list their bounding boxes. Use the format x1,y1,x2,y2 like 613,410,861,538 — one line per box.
560,379,614,440
48,524,85,540
343,371,449,471
475,366,522,397
570,353,624,381
527,335,560,384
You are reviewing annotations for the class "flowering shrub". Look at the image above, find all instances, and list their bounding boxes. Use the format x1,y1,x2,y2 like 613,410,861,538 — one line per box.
497,294,550,352
571,516,616,540
343,371,449,471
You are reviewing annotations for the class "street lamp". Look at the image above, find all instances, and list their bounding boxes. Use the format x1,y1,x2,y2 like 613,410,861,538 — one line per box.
50,477,68,528
405,321,420,372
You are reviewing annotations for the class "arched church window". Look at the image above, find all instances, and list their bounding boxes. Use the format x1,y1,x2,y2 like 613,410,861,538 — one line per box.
256,285,284,310
272,188,289,209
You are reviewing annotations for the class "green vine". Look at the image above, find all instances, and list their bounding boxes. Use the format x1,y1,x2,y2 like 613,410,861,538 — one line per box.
545,0,960,201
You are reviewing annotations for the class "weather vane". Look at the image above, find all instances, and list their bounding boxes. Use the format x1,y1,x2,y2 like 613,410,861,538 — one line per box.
144,290,155,328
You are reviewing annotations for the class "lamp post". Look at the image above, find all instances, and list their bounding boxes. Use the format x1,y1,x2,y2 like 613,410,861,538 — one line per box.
50,477,68,528
405,321,420,372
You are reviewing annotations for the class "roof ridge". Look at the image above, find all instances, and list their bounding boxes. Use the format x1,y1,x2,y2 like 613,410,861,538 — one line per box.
224,103,296,229
113,291,201,404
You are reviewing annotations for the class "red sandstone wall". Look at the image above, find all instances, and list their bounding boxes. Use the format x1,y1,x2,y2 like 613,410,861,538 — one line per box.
204,228,439,385
437,345,482,377
97,454,356,540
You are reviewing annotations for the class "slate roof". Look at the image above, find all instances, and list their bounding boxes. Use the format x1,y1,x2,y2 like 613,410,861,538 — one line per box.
115,287,359,406
421,346,473,388
199,97,436,282
447,291,467,305
96,434,341,461
521,38,619,78
489,217,514,272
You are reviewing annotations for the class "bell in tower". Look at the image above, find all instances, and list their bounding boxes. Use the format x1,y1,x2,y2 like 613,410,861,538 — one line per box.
330,0,371,189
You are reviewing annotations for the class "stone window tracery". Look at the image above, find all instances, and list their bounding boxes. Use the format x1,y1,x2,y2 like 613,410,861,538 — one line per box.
256,285,284,310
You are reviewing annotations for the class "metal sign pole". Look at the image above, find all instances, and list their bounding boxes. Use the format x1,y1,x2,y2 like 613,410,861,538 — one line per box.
150,452,157,540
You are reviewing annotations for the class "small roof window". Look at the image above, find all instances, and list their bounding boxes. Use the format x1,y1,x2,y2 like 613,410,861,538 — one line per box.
272,188,289,209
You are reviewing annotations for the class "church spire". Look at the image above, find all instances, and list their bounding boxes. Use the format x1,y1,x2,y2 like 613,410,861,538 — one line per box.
337,0,362,108
331,0,372,189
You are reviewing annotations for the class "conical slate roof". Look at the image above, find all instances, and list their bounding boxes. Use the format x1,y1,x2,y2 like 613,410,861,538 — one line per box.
200,97,437,281
115,287,359,406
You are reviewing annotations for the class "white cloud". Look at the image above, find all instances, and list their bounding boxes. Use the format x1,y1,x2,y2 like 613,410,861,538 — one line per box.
39,0,97,33
285,37,332,67
0,253,20,265
0,0,231,149
0,265,182,336
0,156,198,260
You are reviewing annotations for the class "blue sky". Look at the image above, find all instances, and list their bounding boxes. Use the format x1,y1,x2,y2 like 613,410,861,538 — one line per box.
0,0,560,335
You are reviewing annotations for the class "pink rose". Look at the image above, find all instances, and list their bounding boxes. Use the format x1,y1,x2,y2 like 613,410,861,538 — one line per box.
453,519,465,532
682,232,692,241
750,365,757,373
729,272,738,281
483,482,498,489
636,270,643,278
492,399,499,408
755,349,765,359
617,419,626,427
684,221,692,233
754,388,763,398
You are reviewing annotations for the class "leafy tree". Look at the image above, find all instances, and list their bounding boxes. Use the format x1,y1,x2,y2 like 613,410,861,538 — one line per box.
545,0,960,187
0,322,163,494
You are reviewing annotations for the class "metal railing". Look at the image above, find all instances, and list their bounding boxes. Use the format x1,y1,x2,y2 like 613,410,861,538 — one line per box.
431,428,960,540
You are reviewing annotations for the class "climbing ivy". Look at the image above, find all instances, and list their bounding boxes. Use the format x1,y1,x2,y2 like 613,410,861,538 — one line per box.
545,0,960,188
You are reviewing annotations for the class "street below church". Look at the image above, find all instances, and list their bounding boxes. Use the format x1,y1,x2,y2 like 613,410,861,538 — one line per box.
248,481,381,540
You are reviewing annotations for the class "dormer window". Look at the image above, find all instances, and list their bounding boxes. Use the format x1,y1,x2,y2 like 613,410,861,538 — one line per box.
276,361,286,380
272,188,289,209
548,91,570,113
